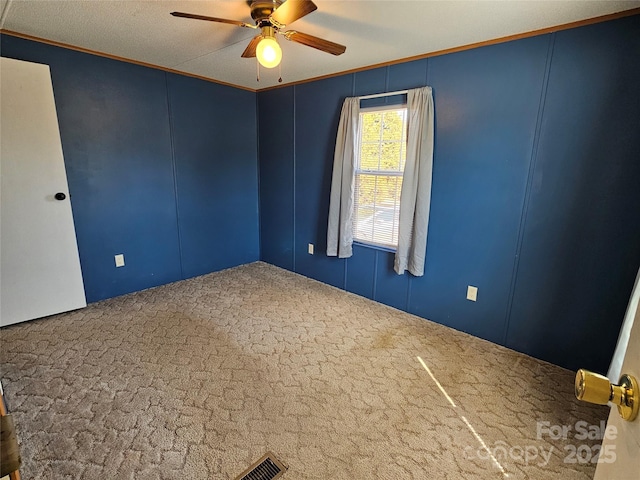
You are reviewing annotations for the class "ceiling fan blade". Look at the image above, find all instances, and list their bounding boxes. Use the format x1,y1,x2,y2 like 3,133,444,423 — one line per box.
270,0,317,26
170,11,256,29
241,35,262,58
283,31,346,56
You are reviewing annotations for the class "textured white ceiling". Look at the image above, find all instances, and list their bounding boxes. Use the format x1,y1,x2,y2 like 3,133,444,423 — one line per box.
1,1,638,90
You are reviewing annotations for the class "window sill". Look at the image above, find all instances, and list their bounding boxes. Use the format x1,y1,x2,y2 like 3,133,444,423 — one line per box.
353,241,397,254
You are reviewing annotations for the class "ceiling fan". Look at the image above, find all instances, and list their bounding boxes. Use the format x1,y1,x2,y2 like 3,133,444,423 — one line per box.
171,0,346,70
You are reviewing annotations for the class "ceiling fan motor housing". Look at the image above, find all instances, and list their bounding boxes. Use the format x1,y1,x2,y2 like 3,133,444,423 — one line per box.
250,0,284,26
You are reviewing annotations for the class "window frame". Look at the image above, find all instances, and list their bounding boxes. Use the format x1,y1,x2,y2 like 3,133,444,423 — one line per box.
352,103,408,251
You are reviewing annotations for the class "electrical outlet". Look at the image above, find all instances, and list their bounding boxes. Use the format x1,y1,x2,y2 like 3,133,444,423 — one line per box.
115,254,125,267
308,243,314,255
467,285,478,302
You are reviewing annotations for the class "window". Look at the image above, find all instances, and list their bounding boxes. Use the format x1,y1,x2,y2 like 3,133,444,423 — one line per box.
352,106,408,249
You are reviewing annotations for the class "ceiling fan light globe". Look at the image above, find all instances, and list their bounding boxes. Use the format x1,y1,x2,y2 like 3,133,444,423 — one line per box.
256,37,282,68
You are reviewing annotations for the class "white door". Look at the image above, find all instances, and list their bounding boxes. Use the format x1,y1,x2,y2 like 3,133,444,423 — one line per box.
593,277,640,479
0,57,86,326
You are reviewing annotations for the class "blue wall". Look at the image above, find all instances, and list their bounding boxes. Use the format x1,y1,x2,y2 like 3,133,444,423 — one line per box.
258,15,640,372
2,15,638,372
1,35,260,302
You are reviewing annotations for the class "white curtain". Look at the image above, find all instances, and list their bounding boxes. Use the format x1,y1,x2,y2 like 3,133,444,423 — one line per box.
607,265,640,380
327,88,434,273
327,97,359,258
394,86,435,276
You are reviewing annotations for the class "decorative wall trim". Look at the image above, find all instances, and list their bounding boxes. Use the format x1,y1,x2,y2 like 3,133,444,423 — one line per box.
1,7,638,94
0,28,256,92
0,7,640,92
258,7,640,92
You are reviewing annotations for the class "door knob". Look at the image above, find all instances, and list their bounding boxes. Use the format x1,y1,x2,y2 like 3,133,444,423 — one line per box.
54,192,66,201
575,369,639,421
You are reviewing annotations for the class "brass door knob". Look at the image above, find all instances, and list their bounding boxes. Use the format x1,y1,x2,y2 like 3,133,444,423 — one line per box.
575,369,639,422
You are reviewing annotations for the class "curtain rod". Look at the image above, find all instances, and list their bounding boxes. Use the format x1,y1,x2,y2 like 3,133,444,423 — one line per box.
358,89,409,101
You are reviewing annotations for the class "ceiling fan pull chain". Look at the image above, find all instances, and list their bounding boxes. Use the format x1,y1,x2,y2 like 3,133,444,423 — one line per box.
256,57,260,82
278,61,283,83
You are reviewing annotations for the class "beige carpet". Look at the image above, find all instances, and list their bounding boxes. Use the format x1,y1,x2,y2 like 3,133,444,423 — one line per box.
0,262,607,479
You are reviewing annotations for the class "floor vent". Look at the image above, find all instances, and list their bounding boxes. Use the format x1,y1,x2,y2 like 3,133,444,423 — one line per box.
235,451,287,480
